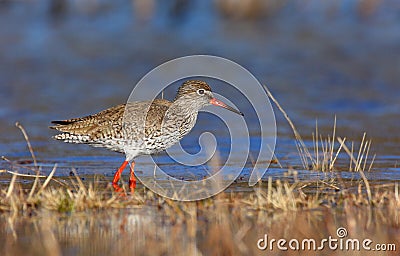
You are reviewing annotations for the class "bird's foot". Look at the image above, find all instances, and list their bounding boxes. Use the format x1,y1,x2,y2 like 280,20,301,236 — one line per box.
112,182,124,193
112,181,135,195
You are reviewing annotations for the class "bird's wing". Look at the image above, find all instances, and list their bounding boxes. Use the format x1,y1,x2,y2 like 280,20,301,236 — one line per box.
50,104,126,138
50,99,173,141
142,99,172,136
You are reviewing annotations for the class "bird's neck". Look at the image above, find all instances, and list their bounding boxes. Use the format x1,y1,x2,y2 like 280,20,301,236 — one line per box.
162,97,200,136
171,96,203,116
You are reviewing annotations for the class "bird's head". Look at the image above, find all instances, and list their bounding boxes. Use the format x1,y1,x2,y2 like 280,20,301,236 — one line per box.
174,80,243,116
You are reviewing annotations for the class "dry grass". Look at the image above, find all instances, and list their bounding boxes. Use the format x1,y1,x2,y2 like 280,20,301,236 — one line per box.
1,164,399,213
264,84,375,173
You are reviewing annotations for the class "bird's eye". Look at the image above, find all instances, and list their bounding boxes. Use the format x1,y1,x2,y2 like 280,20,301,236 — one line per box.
197,89,205,95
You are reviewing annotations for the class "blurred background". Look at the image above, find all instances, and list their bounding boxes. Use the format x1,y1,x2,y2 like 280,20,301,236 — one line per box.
0,0,399,179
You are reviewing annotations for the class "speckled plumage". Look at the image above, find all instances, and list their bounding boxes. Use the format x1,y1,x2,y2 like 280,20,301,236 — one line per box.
50,80,214,161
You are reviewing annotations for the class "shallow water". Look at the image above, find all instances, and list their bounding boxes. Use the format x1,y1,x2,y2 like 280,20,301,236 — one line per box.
1,201,399,256
1,0,399,184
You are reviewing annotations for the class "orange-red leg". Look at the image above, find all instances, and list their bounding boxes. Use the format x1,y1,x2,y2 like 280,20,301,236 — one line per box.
129,161,137,190
112,160,129,184
112,160,136,193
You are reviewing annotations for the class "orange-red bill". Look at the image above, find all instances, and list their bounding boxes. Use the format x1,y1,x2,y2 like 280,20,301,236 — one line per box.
210,98,243,116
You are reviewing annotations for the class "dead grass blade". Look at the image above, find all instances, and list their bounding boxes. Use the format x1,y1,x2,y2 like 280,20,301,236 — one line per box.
37,164,57,196
6,172,18,198
263,84,313,169
338,137,372,203
15,122,38,168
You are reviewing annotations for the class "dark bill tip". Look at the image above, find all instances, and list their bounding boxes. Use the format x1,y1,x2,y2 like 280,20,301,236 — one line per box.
210,98,244,116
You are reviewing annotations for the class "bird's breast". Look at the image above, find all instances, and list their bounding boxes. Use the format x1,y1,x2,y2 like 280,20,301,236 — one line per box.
142,113,198,152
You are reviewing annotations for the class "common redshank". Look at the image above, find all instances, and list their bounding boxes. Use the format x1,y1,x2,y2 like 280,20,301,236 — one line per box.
50,80,243,191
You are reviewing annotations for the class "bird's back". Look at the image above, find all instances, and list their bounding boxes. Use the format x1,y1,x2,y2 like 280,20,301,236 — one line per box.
50,99,173,153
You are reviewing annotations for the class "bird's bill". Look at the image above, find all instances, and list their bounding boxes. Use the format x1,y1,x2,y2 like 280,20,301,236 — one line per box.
210,98,244,116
